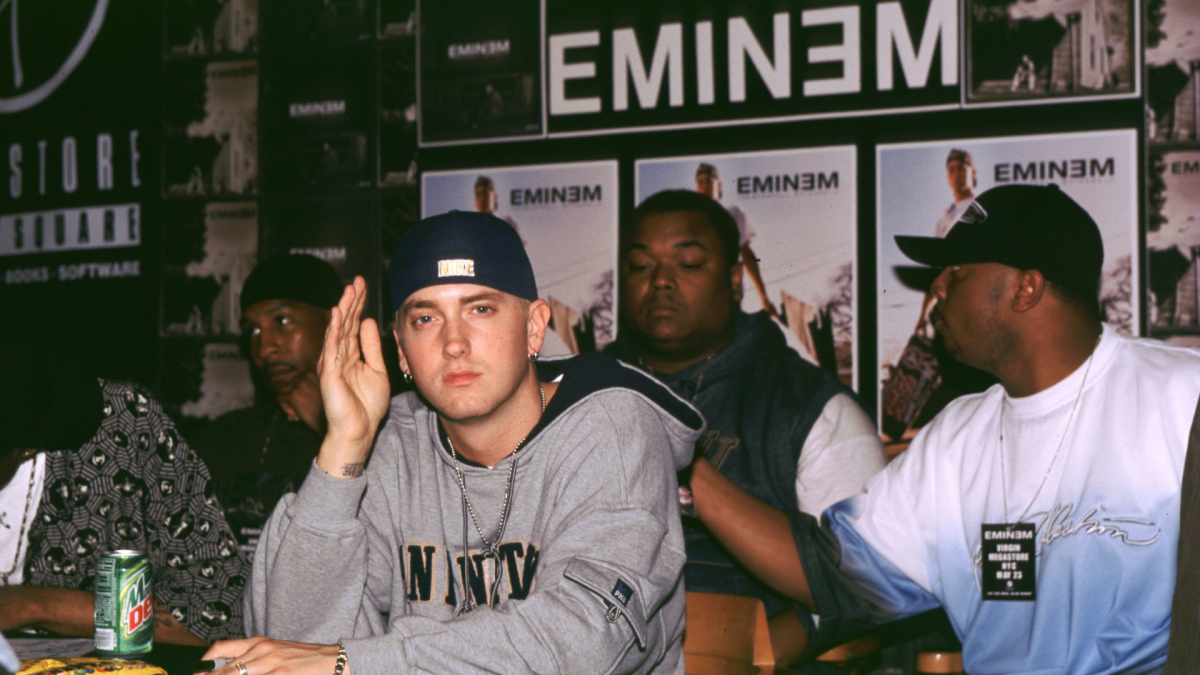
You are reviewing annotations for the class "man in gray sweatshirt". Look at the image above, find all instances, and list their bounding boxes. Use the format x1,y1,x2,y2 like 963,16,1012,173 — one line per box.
204,211,704,675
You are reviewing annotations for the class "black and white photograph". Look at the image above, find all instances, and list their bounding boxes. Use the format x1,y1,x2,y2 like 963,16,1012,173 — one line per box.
163,59,259,198
1148,149,1200,344
636,147,858,386
161,201,258,338
164,0,259,59
1146,0,1200,144
261,49,376,194
160,340,257,423
877,130,1138,441
422,161,618,355
418,0,543,145
965,0,1137,105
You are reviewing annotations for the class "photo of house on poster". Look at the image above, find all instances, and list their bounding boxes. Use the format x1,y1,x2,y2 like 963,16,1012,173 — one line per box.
876,130,1137,441
636,147,857,387
964,0,1137,106
421,161,618,356
1146,0,1200,144
1148,149,1200,344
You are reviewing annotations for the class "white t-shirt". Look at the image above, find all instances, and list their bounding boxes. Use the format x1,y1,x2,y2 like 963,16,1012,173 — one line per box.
0,454,46,586
825,326,1200,674
934,198,975,239
797,393,886,517
726,205,754,246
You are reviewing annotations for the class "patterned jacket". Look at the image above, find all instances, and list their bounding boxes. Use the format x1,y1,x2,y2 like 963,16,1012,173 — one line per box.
24,380,248,642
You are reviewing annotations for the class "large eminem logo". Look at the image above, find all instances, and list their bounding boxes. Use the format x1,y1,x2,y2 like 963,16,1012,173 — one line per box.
0,0,109,113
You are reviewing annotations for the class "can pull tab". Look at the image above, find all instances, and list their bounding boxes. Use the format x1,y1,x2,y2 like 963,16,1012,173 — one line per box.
605,603,622,624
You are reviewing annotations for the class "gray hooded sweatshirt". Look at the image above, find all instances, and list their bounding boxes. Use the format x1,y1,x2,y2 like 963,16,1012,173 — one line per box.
246,353,704,674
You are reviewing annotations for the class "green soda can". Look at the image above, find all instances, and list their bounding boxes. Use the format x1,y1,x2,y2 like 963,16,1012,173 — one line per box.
94,550,154,656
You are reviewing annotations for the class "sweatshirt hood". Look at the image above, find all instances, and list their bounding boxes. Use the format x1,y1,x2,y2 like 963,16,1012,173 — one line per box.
532,352,705,472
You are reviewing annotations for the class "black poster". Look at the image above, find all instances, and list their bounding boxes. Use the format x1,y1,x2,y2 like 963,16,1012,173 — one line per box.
418,0,544,144
261,49,377,195
0,1,162,382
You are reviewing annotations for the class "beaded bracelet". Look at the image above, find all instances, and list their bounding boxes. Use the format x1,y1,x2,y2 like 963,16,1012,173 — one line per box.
333,642,348,675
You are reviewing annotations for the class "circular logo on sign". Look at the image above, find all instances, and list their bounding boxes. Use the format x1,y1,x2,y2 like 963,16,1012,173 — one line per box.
0,0,109,113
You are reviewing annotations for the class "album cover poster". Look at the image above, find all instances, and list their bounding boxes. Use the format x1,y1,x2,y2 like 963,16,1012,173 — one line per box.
422,161,618,356
876,130,1138,438
380,42,418,188
1146,0,1200,144
380,0,415,39
261,50,376,194
964,0,1137,105
1148,149,1200,344
164,0,258,59
636,148,858,387
260,0,374,52
418,0,543,145
163,60,259,198
161,201,258,338
259,196,381,316
161,340,256,423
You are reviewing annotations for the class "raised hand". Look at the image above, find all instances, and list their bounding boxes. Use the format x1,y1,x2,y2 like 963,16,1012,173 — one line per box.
315,276,391,478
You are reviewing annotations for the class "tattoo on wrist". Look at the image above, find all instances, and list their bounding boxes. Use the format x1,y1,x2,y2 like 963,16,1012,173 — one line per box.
342,463,365,477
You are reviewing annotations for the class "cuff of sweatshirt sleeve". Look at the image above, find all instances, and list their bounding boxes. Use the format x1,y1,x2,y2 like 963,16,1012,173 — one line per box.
341,633,412,675
287,461,368,530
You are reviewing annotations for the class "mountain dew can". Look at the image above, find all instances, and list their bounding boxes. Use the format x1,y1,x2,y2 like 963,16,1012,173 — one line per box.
94,550,153,656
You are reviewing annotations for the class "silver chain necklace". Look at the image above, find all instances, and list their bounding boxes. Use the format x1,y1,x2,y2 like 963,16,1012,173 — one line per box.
1,456,40,586
998,333,1101,526
447,382,546,615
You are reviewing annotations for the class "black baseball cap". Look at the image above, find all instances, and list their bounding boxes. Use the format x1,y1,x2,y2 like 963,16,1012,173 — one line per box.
241,254,344,313
389,211,538,313
895,184,1104,298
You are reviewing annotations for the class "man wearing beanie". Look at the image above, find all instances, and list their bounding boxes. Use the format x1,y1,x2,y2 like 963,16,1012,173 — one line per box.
191,254,343,561
206,212,703,674
777,185,1200,674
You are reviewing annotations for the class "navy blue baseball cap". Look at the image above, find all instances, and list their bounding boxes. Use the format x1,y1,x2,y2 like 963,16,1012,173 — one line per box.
389,211,538,313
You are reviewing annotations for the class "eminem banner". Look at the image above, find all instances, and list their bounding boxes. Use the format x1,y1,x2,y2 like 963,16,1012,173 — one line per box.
261,48,376,194
161,201,258,338
1146,0,1200,144
0,2,161,382
876,130,1138,439
422,161,619,356
964,0,1138,106
418,0,544,144
1148,149,1200,342
161,340,256,423
636,146,858,386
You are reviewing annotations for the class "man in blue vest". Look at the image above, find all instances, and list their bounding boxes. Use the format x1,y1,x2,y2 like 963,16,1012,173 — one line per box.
605,189,886,665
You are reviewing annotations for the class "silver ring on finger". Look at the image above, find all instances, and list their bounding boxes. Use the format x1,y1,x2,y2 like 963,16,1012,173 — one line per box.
236,663,249,675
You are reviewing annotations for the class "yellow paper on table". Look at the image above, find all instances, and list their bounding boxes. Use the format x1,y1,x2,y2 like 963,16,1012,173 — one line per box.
18,657,166,675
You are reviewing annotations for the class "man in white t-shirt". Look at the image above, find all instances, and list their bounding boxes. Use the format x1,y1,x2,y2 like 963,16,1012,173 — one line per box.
695,163,778,319
788,184,1200,674
606,189,886,666
916,149,977,337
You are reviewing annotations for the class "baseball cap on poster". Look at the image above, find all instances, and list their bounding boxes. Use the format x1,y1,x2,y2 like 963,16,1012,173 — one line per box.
388,211,539,313
894,184,1104,299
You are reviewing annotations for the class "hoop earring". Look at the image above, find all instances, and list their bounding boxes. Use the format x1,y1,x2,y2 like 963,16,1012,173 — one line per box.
528,351,539,364
402,371,413,384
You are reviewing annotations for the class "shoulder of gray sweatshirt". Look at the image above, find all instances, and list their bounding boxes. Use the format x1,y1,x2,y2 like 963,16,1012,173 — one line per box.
246,352,705,675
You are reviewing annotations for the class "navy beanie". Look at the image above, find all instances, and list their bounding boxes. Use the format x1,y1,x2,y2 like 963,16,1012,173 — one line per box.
389,211,538,313
240,254,344,313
